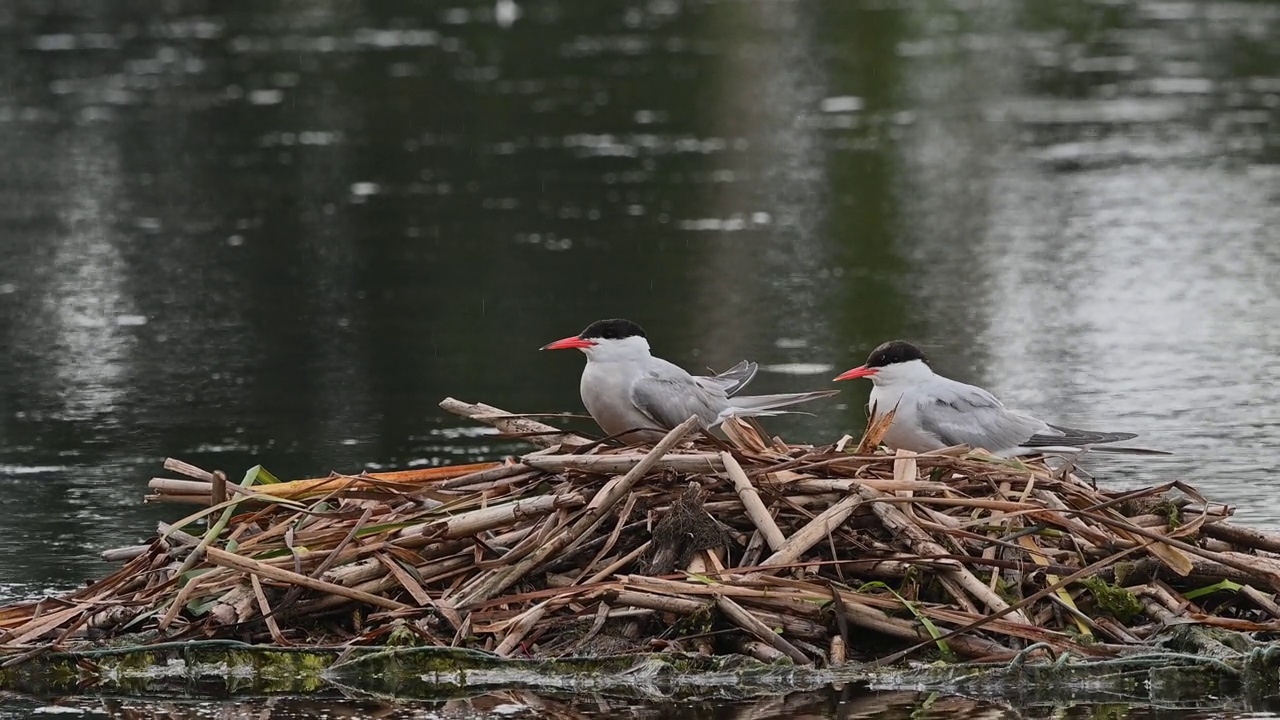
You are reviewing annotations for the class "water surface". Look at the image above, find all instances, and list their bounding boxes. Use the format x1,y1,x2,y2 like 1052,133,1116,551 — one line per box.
1,1,1279,717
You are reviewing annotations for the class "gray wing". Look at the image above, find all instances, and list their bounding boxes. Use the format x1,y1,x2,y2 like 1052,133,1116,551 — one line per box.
1024,424,1138,448
629,360,728,431
914,379,1044,452
695,360,759,397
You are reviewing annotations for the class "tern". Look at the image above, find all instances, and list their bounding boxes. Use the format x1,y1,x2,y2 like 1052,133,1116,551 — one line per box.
833,340,1166,457
542,318,839,443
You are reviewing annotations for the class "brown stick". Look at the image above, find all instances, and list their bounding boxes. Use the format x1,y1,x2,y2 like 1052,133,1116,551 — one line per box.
211,471,227,511
250,575,290,646
715,595,811,664
1243,585,1280,619
448,415,703,609
838,596,1014,660
205,547,410,611
1203,522,1280,555
857,485,1028,624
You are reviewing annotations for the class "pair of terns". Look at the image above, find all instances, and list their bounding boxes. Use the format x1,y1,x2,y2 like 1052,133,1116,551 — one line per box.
542,318,1163,457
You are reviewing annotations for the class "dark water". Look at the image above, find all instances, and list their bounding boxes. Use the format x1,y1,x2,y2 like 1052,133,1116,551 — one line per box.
1,0,1278,716
1,687,1279,720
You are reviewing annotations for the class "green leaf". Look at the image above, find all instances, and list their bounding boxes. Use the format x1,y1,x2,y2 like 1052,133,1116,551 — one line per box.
242,464,281,485
178,567,216,588
1183,579,1244,600
251,547,310,560
859,581,955,662
186,597,219,616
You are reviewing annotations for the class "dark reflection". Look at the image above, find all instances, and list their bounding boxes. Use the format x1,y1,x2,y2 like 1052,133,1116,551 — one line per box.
0,0,1277,649
4,685,1280,720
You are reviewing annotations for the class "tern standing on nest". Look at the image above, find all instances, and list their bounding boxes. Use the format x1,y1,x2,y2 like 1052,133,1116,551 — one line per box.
541,318,839,443
833,340,1167,457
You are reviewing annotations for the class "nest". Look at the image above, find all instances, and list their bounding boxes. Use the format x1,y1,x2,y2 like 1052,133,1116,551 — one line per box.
3,396,1280,668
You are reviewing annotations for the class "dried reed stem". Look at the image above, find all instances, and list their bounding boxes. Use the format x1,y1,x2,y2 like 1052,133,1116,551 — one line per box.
722,452,786,552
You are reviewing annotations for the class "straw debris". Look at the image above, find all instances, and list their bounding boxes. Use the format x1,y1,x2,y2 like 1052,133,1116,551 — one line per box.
3,396,1280,670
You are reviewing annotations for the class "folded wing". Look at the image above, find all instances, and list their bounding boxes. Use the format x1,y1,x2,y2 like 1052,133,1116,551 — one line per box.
913,381,1044,453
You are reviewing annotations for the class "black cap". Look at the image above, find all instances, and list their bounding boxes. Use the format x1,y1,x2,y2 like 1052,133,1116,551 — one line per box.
865,340,929,368
579,318,647,340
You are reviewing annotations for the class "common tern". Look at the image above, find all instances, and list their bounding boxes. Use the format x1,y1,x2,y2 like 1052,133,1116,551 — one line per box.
542,318,839,443
834,340,1166,457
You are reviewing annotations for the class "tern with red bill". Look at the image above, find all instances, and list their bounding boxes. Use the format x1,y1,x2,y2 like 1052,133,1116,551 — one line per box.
542,318,839,443
834,340,1167,457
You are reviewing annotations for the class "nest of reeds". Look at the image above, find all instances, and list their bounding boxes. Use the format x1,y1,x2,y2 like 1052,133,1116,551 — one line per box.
3,397,1280,668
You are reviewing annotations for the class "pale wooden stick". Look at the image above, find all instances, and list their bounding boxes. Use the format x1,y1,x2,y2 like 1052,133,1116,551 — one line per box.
857,485,1029,624
582,541,652,586
438,463,536,490
448,415,702,609
780,477,951,494
439,397,593,448
205,546,410,611
722,452,786,552
829,635,847,665
716,595,811,664
100,545,150,562
416,493,585,540
522,453,724,475
145,494,214,506
892,449,917,498
164,458,215,482
322,557,385,587
495,601,551,657
157,522,201,546
149,478,213,494
611,590,707,615
740,640,786,663
759,495,861,568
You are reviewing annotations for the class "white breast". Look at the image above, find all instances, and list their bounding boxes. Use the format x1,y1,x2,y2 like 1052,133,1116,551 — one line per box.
579,361,665,442
869,384,945,453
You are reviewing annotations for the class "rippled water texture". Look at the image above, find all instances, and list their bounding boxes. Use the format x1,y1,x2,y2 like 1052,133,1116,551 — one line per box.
3,687,1280,720
0,1,1279,714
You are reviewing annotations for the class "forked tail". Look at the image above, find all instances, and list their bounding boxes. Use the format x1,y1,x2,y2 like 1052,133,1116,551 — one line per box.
1024,424,1171,456
716,389,840,424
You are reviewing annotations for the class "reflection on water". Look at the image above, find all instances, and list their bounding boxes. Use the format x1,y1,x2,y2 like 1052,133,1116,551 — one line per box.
3,686,1279,720
0,0,1279,715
